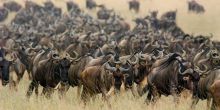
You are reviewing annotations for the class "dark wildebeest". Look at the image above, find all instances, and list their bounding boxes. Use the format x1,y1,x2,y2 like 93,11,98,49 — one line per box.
128,0,140,13
0,7,9,22
146,53,200,104
97,5,113,21
66,1,80,12
86,0,97,9
0,47,15,86
26,52,77,98
3,1,22,12
188,0,205,14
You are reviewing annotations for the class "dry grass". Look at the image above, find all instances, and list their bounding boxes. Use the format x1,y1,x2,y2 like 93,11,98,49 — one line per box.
0,0,217,109
0,72,206,110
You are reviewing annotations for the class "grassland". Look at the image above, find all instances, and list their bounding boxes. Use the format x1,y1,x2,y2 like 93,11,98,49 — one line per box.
0,72,207,110
0,0,218,110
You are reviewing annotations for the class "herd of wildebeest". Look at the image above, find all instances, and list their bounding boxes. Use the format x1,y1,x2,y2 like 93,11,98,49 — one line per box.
0,0,219,110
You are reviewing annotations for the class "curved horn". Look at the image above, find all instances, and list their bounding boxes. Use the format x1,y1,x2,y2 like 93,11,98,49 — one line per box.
25,48,33,56
182,50,186,58
119,64,131,72
54,82,61,90
66,51,79,61
194,64,208,75
193,49,204,63
179,68,194,75
128,55,139,65
104,62,117,72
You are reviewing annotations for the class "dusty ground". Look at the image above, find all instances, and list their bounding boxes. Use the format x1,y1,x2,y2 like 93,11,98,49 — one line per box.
0,0,216,110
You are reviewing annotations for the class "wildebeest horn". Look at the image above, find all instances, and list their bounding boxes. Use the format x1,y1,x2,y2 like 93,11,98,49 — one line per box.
119,66,131,72
194,64,208,75
182,50,186,58
128,54,139,65
139,53,150,61
104,62,117,72
152,41,159,48
54,82,61,90
25,48,32,55
193,49,204,63
179,68,194,75
4,54,16,62
65,51,79,61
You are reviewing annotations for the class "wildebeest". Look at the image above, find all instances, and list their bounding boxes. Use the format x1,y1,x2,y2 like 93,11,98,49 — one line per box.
191,49,220,110
188,0,205,14
1,0,220,108
146,53,200,103
80,58,131,102
86,0,97,9
97,5,113,20
0,7,9,22
26,51,78,98
191,69,220,110
0,47,15,86
66,1,80,12
128,0,140,13
3,1,22,12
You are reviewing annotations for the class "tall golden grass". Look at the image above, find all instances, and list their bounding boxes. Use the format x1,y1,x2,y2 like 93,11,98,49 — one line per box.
0,0,216,109
0,72,207,110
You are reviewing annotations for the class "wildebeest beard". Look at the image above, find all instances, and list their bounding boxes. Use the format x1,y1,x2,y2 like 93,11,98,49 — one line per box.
53,59,70,83
113,72,123,90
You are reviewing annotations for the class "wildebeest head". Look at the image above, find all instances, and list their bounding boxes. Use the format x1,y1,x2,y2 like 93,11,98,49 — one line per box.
3,1,22,12
104,59,131,90
57,58,72,83
0,7,9,22
175,55,200,93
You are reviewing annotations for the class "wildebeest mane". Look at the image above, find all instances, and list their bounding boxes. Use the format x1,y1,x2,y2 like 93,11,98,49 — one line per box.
156,53,181,71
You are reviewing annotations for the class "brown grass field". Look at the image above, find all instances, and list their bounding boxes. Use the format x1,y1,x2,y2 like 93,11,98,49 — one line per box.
0,0,219,110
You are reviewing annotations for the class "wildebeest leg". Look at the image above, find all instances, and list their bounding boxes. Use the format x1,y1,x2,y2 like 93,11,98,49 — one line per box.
151,84,160,104
34,84,39,98
137,76,148,96
145,87,153,105
58,83,70,99
131,84,138,97
206,97,212,110
9,72,17,91
191,96,199,110
211,100,218,110
120,81,126,94
41,87,47,96
26,81,37,99
81,86,90,105
101,87,112,108
77,84,82,99
44,87,54,99
170,82,180,104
